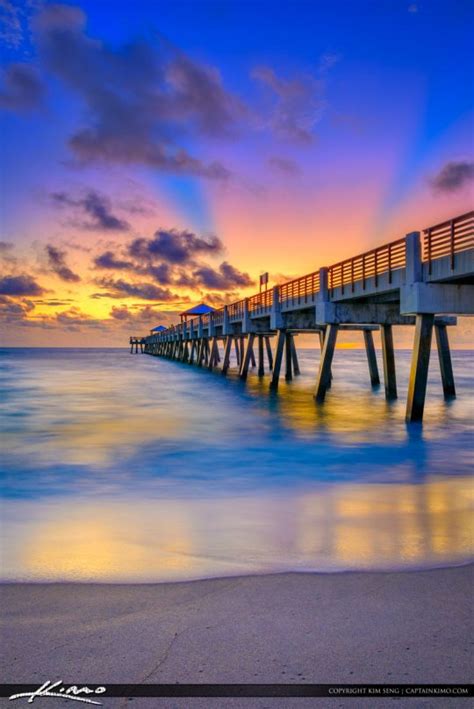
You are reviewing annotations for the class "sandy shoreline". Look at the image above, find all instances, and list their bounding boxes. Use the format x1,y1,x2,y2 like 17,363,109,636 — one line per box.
1,565,472,707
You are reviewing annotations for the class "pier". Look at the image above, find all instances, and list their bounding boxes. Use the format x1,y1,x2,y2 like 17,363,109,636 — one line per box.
135,211,473,422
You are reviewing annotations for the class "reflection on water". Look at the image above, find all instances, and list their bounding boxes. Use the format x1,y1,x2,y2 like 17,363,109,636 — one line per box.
0,347,473,581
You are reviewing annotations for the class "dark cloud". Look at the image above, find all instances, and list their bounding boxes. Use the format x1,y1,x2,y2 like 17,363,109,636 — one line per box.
46,245,81,282
0,274,45,296
128,229,222,265
268,156,300,175
429,161,474,193
95,278,178,301
0,241,14,251
33,4,235,179
94,250,133,270
192,261,254,290
0,63,44,111
51,190,130,232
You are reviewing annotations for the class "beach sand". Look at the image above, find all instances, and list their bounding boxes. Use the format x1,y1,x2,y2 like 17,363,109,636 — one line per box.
1,565,472,708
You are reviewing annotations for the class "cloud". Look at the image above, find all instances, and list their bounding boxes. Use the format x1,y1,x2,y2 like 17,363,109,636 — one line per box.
0,241,14,251
0,0,23,49
45,244,81,282
94,250,133,270
51,190,130,232
192,261,254,290
268,156,300,175
0,63,44,111
0,295,35,322
251,65,326,144
33,4,235,179
95,277,179,301
429,161,474,193
128,229,223,265
0,274,45,296
55,307,102,330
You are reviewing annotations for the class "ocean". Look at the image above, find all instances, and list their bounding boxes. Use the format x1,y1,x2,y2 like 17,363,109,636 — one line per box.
1,346,472,582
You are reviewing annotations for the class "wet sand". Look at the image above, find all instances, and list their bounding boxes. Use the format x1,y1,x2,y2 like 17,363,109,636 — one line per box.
1,565,472,708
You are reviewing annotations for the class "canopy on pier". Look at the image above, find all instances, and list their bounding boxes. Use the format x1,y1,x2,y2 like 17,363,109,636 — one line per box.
150,325,167,334
180,303,215,322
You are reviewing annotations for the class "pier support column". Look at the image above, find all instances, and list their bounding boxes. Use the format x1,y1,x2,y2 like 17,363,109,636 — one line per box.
265,336,273,370
380,325,397,400
189,340,196,364
406,314,434,422
208,337,219,370
240,333,255,381
257,336,265,377
435,323,456,399
234,338,241,366
291,336,300,375
315,324,338,402
222,336,233,375
270,330,286,390
249,344,256,368
318,329,332,386
285,333,293,381
363,330,380,386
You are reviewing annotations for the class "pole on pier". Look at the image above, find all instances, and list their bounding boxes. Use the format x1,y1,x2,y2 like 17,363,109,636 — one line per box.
130,342,133,354
222,336,233,375
265,336,273,370
363,330,380,386
285,333,293,381
435,323,456,399
240,333,255,380
406,314,434,422
270,330,286,390
291,336,300,375
257,335,265,377
315,324,338,402
380,324,397,400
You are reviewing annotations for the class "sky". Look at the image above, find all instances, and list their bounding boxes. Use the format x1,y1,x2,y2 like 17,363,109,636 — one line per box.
0,0,473,346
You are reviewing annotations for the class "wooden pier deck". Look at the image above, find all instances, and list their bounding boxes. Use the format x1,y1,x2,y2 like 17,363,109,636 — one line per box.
134,211,473,422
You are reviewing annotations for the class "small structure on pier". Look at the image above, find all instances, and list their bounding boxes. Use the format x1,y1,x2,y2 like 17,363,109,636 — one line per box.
180,303,214,323
150,325,167,335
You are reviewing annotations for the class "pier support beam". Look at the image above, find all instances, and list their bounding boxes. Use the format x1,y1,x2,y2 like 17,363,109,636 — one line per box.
435,323,456,399
234,338,241,366
315,324,338,402
380,325,397,399
265,336,273,370
222,336,233,376
406,314,434,422
363,330,380,386
270,330,286,390
285,333,293,381
291,336,301,376
257,336,265,377
240,334,255,381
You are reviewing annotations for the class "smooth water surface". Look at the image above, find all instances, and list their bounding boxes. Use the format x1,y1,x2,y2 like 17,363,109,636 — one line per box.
1,346,473,582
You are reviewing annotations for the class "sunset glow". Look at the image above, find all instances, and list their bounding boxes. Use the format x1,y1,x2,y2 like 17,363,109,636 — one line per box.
1,0,473,346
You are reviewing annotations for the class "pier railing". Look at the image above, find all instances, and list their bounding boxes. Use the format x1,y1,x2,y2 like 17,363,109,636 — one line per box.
280,271,320,309
328,237,406,295
248,290,273,314
423,210,474,274
228,299,245,321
